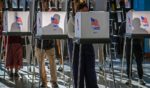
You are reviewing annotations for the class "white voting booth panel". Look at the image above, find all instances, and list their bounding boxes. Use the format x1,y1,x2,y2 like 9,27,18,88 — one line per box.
75,11,109,39
3,11,30,32
36,12,67,35
126,11,150,35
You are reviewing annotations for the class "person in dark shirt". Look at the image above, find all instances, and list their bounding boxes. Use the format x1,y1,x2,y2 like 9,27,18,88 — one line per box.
70,2,98,88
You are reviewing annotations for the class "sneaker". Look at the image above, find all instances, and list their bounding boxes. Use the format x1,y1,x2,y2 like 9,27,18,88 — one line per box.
125,79,132,85
58,66,63,72
40,83,47,88
9,72,13,78
139,79,146,85
52,82,59,88
14,73,19,77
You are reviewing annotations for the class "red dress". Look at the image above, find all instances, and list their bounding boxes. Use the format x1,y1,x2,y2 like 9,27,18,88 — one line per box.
5,36,23,69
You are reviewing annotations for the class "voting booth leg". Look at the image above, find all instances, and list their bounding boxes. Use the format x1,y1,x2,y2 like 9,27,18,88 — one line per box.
3,36,9,79
70,42,76,88
25,36,30,78
32,46,36,84
98,44,108,87
120,37,127,82
129,39,133,82
103,44,109,88
67,40,71,88
107,44,112,87
109,44,116,88
60,40,66,86
77,44,82,88
32,39,38,84
25,36,35,83
39,40,44,87
0,36,4,67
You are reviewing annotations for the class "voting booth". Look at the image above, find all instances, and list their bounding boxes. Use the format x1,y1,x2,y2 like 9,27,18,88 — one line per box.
75,11,109,43
3,11,30,33
126,11,150,35
36,12,67,39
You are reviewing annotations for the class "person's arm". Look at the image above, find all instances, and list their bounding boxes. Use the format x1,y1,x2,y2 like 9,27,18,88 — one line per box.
67,16,75,38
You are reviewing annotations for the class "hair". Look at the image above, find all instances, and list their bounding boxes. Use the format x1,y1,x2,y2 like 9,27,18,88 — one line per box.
76,2,88,11
50,7,58,11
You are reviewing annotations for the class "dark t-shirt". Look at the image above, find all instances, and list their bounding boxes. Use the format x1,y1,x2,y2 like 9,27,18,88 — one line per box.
36,39,54,50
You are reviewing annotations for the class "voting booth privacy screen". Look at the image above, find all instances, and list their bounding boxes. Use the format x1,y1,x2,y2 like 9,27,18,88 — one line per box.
126,11,150,35
3,11,30,32
36,12,66,35
75,11,109,39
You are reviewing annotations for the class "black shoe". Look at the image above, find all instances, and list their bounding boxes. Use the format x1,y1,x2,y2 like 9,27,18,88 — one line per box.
52,82,59,88
125,79,132,85
14,73,19,77
139,79,146,85
58,66,63,72
40,83,47,88
9,72,13,78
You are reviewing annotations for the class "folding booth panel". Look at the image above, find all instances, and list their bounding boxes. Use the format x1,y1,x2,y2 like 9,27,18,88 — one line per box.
3,11,30,32
75,11,109,39
126,11,150,35
36,12,67,36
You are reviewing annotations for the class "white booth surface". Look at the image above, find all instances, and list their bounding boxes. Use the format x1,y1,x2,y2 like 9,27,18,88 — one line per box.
3,11,30,32
126,11,150,35
36,12,67,36
75,11,109,39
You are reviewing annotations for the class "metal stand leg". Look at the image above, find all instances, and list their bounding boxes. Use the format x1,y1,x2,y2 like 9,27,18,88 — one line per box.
120,37,127,82
60,40,66,86
77,44,82,88
107,44,112,87
0,36,4,67
71,42,75,88
24,36,29,76
109,44,116,88
67,40,72,88
129,38,133,85
102,44,108,88
3,36,8,79
39,40,43,88
31,38,35,84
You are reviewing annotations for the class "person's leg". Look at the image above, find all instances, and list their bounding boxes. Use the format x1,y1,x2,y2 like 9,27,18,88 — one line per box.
14,43,23,77
35,47,47,86
77,44,84,88
124,38,133,86
133,43,143,79
133,42,145,85
6,44,13,77
55,40,63,71
73,43,84,88
46,48,58,87
83,44,98,88
126,39,132,79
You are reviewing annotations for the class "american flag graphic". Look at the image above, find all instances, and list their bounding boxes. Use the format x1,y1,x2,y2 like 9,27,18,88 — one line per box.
91,17,100,30
51,17,59,25
141,16,149,27
16,16,23,29
141,16,148,24
16,16,23,25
